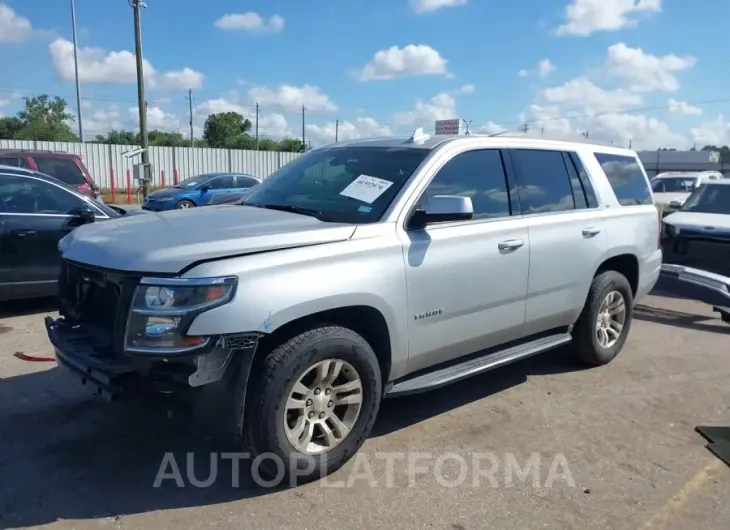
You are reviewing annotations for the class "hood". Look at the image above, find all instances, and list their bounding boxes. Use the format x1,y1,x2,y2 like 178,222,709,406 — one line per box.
653,191,690,207
663,211,730,236
60,205,356,274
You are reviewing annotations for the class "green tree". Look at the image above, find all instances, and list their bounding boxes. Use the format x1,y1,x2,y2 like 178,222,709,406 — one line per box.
0,116,22,139
12,95,78,142
92,129,139,145
202,112,253,148
277,136,305,152
257,138,280,151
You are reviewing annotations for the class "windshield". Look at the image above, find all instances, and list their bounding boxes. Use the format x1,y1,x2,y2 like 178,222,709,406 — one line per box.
651,177,698,193
240,146,431,223
680,184,730,215
174,174,213,188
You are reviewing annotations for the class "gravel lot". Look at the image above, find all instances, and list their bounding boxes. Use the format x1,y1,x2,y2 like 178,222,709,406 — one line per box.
1,281,729,530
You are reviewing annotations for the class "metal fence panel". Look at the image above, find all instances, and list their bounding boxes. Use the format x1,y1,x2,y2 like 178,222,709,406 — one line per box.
0,139,305,190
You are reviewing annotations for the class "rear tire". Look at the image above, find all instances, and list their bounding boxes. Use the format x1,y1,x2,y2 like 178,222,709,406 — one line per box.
242,326,382,485
572,270,634,366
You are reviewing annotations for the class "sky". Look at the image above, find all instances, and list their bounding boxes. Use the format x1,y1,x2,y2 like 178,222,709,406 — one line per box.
1,0,729,150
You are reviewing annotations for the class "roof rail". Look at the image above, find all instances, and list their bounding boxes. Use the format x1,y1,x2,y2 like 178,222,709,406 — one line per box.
485,130,618,147
0,148,68,154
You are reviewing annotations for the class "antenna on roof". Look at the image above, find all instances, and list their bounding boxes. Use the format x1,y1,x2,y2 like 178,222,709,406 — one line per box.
407,127,430,144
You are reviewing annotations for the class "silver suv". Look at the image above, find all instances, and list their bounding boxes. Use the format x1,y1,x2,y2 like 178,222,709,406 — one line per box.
45,129,662,482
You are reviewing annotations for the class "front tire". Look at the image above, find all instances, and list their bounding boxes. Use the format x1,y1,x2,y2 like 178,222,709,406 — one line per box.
572,270,634,366
176,200,195,209
242,326,382,484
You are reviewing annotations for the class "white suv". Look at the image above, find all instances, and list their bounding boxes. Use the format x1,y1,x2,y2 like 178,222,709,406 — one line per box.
47,129,663,482
651,171,724,210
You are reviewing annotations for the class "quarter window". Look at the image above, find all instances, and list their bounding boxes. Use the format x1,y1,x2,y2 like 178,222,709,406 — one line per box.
510,149,575,214
0,176,82,215
417,149,512,220
594,153,652,206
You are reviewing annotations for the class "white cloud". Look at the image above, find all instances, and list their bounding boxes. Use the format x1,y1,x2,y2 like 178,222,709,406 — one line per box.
409,0,468,14
394,92,458,129
48,38,204,90
453,84,475,94
0,4,34,43
479,121,507,134
519,58,556,79
540,76,643,114
556,0,662,37
306,117,394,145
605,42,696,93
354,44,448,81
214,12,285,33
538,58,556,78
128,105,181,131
668,98,702,116
690,115,730,147
248,84,338,112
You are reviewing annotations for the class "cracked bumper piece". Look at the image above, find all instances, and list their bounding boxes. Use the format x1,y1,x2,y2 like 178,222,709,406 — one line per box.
45,316,260,400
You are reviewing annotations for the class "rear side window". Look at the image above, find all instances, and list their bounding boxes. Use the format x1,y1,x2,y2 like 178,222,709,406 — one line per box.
236,176,260,188
33,157,86,185
509,149,575,214
567,153,598,208
594,153,652,206
0,157,28,168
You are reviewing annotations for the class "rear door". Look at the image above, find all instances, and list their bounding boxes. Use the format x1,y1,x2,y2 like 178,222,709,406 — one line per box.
0,209,12,300
0,175,91,293
506,148,610,335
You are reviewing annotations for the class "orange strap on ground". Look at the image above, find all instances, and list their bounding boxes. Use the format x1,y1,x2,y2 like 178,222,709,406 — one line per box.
13,352,56,363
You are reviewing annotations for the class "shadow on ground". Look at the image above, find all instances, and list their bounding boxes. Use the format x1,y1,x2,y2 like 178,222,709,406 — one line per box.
634,304,729,335
0,296,58,319
0,347,585,528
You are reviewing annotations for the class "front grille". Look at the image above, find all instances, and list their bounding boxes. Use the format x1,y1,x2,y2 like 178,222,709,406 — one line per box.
59,260,140,352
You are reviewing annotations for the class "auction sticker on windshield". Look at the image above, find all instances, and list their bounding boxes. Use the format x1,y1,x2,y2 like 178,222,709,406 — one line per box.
340,175,394,204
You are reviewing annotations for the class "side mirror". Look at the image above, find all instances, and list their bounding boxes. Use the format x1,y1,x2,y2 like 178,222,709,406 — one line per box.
408,195,474,230
669,199,682,209
200,184,211,192
76,203,96,223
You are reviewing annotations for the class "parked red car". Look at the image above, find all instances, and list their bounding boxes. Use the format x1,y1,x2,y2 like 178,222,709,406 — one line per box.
0,149,100,199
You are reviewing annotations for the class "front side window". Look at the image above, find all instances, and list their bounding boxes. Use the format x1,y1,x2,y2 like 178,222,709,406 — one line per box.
0,176,83,214
595,153,652,206
242,146,430,223
416,149,512,220
33,156,86,185
510,149,575,214
174,174,211,189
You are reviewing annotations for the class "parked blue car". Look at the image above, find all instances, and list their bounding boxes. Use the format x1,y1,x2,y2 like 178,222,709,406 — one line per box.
142,172,262,211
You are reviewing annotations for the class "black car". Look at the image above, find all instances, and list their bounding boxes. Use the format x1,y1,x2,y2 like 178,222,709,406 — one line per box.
0,165,144,302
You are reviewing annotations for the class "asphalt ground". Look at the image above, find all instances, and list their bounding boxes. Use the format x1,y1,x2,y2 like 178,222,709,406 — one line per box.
0,278,728,529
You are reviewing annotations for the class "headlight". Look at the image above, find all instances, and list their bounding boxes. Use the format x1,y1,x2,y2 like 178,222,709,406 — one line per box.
125,276,237,354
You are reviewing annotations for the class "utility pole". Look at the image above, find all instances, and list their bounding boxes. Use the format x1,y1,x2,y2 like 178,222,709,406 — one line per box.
186,89,194,147
521,123,529,133
70,0,84,142
131,0,150,199
255,102,260,150
462,118,472,135
301,105,306,152
335,119,339,142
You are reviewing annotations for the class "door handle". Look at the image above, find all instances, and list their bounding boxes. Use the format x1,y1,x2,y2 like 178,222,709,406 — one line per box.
11,229,36,238
498,239,525,251
582,227,601,237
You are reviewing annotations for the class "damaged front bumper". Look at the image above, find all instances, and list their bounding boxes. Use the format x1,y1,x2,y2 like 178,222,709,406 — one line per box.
45,316,261,401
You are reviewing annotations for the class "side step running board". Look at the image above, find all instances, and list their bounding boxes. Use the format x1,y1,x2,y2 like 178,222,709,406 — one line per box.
386,333,572,398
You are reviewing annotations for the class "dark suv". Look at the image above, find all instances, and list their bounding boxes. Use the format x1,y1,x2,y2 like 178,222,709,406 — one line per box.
0,149,100,199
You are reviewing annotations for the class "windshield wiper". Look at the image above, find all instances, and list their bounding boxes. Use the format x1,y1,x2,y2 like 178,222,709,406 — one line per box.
247,203,327,220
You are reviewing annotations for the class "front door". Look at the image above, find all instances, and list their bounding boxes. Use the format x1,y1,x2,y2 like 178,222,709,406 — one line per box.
0,175,90,295
398,148,530,374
